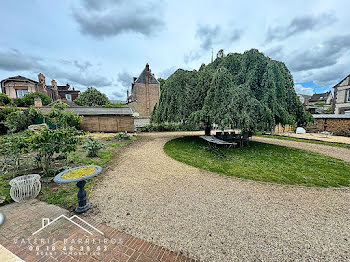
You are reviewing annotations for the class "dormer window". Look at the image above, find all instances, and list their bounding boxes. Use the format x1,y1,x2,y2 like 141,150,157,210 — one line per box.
65,93,72,101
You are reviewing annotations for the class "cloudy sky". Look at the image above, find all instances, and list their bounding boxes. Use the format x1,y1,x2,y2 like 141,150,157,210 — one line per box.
0,0,349,100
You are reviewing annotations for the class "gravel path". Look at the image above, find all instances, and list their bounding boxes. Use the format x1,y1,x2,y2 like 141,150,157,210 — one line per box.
253,136,350,162
89,132,350,261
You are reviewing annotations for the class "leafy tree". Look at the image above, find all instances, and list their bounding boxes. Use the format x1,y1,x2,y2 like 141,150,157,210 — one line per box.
31,127,82,176
152,49,311,131
0,93,13,106
74,87,110,106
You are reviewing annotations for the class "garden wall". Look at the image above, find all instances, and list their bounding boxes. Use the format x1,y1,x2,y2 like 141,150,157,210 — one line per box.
80,115,134,132
307,115,350,136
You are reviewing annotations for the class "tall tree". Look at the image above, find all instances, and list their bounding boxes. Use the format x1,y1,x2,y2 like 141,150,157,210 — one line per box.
74,87,110,106
152,49,311,131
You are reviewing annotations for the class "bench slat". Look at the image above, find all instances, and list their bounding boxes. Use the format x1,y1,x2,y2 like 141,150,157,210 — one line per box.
200,136,237,146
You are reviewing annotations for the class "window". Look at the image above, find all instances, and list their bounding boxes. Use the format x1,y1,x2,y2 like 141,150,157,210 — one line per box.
16,89,28,98
347,89,350,102
345,110,350,115
65,93,72,101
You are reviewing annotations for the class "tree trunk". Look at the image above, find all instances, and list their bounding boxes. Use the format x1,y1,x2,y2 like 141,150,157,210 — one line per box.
205,123,211,136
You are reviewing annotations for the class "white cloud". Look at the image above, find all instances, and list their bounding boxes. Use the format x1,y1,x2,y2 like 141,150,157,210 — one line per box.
294,84,314,95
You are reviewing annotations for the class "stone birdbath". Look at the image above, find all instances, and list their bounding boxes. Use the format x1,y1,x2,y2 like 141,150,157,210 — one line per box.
54,165,102,214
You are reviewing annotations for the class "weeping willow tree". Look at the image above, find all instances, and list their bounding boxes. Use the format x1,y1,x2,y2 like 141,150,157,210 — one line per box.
152,49,312,132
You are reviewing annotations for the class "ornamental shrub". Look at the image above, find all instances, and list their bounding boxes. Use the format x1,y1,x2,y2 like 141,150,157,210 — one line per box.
83,138,104,157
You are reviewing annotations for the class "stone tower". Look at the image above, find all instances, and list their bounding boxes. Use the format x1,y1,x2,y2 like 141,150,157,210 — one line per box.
127,63,160,117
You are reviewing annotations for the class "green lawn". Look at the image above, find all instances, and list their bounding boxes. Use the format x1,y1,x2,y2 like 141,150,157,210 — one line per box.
164,136,350,187
255,133,350,149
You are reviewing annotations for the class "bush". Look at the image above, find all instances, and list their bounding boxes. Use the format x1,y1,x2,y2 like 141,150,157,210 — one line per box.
0,131,33,174
83,138,105,157
17,92,52,107
3,107,43,133
47,102,83,129
31,127,83,176
114,132,130,140
139,123,199,132
0,106,18,134
4,110,32,133
0,93,14,106
102,102,124,108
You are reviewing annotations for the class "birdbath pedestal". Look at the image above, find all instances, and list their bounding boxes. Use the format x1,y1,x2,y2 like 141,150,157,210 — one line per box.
54,165,102,214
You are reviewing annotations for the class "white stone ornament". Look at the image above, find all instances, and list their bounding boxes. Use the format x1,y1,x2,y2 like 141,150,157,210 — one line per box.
9,174,41,202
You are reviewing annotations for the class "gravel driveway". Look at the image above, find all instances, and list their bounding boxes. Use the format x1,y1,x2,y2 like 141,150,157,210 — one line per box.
89,132,350,261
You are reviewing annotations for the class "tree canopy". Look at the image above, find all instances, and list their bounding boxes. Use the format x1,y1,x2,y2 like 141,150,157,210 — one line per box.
74,87,110,106
152,49,312,131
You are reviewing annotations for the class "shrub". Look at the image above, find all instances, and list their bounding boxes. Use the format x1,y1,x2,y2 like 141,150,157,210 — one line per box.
114,132,130,140
0,131,33,174
0,93,14,106
0,106,18,134
83,138,105,157
18,92,52,106
3,107,43,133
31,127,82,176
4,111,30,133
102,102,124,108
48,102,82,129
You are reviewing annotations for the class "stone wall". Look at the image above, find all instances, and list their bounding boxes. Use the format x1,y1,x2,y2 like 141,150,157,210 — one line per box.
306,118,350,136
134,117,150,128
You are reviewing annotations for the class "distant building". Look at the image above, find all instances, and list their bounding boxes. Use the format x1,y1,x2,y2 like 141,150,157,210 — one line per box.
126,64,160,127
0,74,80,102
332,75,350,114
297,94,311,107
305,91,333,114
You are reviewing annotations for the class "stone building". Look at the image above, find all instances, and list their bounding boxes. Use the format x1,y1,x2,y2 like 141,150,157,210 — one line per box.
126,64,160,127
1,73,80,102
332,74,350,114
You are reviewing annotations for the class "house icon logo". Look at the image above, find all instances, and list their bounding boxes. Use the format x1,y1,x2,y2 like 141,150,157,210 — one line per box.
32,214,104,236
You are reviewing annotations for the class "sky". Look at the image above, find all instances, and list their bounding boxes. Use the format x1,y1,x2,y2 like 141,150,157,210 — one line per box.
0,0,349,100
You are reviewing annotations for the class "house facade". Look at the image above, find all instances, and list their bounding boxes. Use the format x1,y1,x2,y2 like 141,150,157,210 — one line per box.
1,73,80,102
332,75,350,114
126,64,160,117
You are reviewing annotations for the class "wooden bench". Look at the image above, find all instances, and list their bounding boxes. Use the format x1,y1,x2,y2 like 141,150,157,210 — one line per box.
200,136,237,147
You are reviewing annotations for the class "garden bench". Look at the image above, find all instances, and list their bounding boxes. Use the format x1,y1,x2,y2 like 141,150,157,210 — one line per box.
200,136,237,147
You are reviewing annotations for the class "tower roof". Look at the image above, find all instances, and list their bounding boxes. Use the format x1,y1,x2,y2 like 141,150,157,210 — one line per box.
135,64,159,84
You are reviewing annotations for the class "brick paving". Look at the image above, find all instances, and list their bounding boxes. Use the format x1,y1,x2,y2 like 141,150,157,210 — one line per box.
0,200,197,261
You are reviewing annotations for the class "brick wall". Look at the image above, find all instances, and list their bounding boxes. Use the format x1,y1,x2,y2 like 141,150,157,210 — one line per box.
306,118,350,136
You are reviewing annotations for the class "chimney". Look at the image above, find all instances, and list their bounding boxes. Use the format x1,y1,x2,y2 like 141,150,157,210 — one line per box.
38,73,46,85
133,77,137,83
146,63,149,72
34,97,43,107
51,80,58,89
